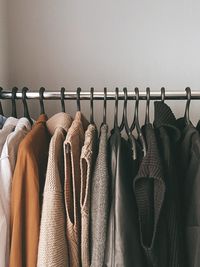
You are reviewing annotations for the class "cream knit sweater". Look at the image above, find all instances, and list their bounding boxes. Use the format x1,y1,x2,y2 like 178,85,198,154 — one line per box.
37,113,72,267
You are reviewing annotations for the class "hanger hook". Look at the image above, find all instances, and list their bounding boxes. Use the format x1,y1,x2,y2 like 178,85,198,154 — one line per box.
77,87,81,111
0,87,4,116
161,87,165,103
145,87,150,124
185,87,191,124
114,87,119,129
12,87,18,118
130,87,139,131
123,87,128,122
103,87,107,124
22,87,32,123
90,87,94,124
135,87,139,121
61,87,65,112
39,87,45,114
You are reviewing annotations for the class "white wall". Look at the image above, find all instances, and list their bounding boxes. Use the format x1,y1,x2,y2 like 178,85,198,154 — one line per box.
0,0,9,114
5,0,200,125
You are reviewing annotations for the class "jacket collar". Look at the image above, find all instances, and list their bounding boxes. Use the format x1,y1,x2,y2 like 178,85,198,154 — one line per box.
153,101,180,142
46,112,73,136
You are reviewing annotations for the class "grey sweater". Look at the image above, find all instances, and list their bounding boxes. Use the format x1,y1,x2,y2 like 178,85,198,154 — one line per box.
90,124,109,267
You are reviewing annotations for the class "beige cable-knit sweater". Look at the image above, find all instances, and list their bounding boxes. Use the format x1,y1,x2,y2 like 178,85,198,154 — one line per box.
37,113,72,267
64,111,89,267
80,124,97,267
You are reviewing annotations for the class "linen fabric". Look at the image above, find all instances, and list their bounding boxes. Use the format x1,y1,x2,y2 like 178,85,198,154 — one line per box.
80,124,97,267
104,127,146,267
37,113,73,267
0,118,31,267
64,111,89,267
0,117,18,155
10,114,50,267
90,124,109,267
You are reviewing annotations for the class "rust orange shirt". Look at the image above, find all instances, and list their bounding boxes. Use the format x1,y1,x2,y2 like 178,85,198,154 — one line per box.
10,114,50,267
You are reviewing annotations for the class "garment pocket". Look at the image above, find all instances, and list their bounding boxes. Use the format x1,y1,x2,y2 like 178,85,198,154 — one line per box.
186,226,200,267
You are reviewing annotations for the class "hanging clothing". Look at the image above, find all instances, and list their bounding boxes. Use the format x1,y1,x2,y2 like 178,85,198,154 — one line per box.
0,114,7,129
133,123,165,267
154,102,186,267
0,117,18,154
0,117,18,267
104,127,146,267
10,114,50,267
0,118,31,267
90,124,109,267
80,123,98,267
64,111,89,267
196,120,200,133
177,118,200,267
37,113,73,267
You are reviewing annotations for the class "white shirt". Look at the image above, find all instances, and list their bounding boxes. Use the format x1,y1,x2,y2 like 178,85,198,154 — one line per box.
0,117,31,267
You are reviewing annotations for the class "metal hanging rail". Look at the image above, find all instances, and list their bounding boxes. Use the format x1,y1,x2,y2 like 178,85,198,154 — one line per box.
0,88,200,100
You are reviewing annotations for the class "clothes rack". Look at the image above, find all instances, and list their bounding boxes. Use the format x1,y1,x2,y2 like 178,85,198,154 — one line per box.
0,88,200,100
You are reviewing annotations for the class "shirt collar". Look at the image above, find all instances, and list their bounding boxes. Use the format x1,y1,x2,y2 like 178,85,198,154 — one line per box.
14,117,32,131
46,112,73,135
3,117,18,128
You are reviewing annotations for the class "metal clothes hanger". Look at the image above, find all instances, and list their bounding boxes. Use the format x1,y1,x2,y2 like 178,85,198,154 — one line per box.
0,87,4,116
130,88,147,157
114,87,119,130
22,87,32,124
61,87,66,112
90,87,94,124
11,87,18,118
77,87,81,112
123,87,137,160
39,87,45,115
114,87,124,131
145,87,150,125
184,87,191,125
161,87,165,103
103,87,107,125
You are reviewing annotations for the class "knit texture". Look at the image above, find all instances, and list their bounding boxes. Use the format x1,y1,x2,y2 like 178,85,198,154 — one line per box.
90,124,109,267
133,124,165,267
64,111,89,267
80,124,97,267
37,113,72,267
154,101,185,267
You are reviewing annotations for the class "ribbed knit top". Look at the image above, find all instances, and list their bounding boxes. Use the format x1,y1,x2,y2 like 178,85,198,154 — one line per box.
154,101,186,267
133,123,165,267
37,113,72,267
64,111,89,267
